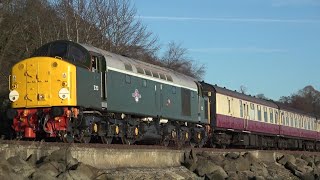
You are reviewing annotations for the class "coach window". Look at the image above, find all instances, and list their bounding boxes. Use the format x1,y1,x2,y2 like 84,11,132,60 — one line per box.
304,118,306,129
263,107,268,122
257,105,261,121
240,100,243,117
275,111,278,124
125,74,131,84
286,113,289,126
308,119,311,130
228,99,231,113
281,112,285,125
250,103,255,120
270,108,274,123
290,113,293,127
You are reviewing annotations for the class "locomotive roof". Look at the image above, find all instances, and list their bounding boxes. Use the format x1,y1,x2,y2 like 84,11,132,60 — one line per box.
80,43,198,91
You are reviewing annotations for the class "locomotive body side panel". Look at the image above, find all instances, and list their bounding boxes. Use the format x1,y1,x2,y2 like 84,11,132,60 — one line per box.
106,69,159,117
76,67,101,109
106,68,201,122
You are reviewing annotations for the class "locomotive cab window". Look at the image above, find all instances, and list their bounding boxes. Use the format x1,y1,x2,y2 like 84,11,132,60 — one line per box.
91,56,99,72
32,40,91,68
50,42,68,58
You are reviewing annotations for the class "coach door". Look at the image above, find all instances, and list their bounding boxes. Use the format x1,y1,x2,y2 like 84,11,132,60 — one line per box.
243,102,249,130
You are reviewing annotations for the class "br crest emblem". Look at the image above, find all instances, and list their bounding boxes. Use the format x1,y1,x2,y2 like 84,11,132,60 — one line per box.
132,89,141,102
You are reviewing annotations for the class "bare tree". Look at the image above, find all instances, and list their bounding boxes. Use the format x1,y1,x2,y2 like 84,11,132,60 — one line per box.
239,85,247,94
279,85,320,116
256,93,268,100
161,41,205,80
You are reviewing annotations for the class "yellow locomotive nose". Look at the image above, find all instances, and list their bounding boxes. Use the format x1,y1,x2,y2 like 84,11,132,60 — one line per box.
10,57,77,108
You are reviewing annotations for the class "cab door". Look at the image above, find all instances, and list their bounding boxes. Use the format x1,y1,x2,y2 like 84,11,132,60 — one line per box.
90,53,107,108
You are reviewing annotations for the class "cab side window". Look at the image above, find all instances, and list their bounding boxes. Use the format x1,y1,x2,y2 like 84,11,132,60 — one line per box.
91,56,99,72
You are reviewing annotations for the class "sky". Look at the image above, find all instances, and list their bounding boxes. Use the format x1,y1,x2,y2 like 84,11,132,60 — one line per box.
134,0,320,101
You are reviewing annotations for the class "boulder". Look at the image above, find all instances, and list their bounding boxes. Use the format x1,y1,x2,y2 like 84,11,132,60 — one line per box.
250,161,269,178
225,152,240,159
314,155,320,164
285,161,315,180
7,155,35,178
26,154,38,166
58,163,98,180
205,167,228,180
196,159,224,177
31,171,57,180
277,154,296,165
208,155,224,166
301,155,314,165
36,161,66,177
0,162,24,180
254,176,266,180
223,156,250,173
183,150,198,172
237,170,255,180
44,148,78,169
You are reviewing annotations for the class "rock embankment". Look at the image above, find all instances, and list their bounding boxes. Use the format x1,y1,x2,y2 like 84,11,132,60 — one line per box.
183,150,320,180
0,147,320,180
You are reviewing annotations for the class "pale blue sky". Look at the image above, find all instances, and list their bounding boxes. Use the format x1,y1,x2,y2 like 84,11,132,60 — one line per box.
134,0,320,100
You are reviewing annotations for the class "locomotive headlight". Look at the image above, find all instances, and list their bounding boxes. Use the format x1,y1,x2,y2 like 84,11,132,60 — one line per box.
58,88,70,100
9,90,19,102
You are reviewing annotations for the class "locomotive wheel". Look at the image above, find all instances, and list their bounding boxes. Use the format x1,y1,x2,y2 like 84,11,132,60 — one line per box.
189,140,196,148
76,134,91,143
161,136,170,147
101,136,112,144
